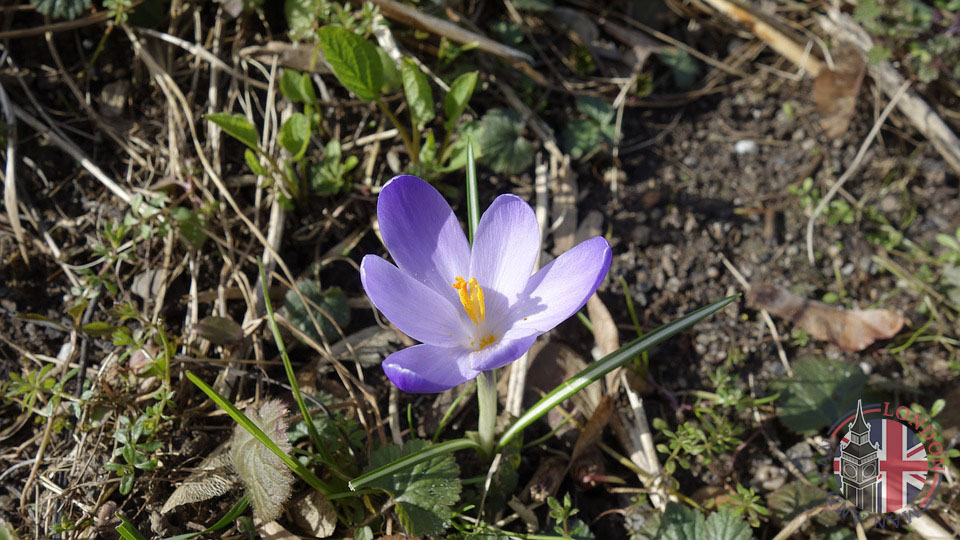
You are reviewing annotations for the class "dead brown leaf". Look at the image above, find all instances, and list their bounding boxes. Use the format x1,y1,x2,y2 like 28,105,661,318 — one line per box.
587,295,619,357
813,42,866,137
522,456,567,503
570,395,614,464
747,283,904,351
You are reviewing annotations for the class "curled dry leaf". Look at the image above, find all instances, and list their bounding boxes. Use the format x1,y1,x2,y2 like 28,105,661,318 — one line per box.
194,316,244,345
570,395,614,464
587,295,619,357
292,492,337,538
524,343,602,429
522,456,567,503
161,445,235,514
748,283,904,352
813,42,866,137
230,399,295,523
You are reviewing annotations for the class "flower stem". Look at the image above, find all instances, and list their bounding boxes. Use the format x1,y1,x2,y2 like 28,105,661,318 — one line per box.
476,370,497,457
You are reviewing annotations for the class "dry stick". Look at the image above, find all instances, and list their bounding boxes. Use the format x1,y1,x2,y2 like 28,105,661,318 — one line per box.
771,502,832,540
620,377,667,510
341,128,399,151
805,81,911,265
43,30,148,169
11,103,134,205
388,386,403,446
699,0,824,77
135,26,270,91
492,75,564,161
720,252,793,376
820,11,960,176
0,81,28,264
0,9,111,40
366,0,534,66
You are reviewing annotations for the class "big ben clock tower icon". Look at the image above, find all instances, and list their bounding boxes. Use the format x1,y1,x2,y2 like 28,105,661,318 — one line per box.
839,400,880,512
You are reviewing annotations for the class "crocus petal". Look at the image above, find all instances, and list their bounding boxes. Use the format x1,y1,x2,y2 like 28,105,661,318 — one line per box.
377,175,470,302
469,194,540,319
508,236,612,334
467,334,538,372
383,344,480,393
361,255,468,347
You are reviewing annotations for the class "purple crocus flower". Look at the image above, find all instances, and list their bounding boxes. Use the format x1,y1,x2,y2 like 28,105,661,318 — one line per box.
360,175,612,393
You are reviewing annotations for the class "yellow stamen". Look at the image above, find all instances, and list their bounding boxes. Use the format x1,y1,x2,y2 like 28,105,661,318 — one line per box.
477,334,496,349
451,276,486,326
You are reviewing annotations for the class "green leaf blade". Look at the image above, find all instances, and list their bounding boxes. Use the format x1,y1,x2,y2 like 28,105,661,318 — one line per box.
444,71,478,132
401,58,435,129
318,26,383,102
279,113,311,161
349,438,480,490
206,113,260,150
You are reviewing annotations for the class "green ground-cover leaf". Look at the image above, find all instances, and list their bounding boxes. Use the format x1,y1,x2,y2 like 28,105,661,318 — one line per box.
704,508,753,540
279,113,311,161
638,504,752,540
476,108,534,175
318,26,383,101
282,281,350,343
657,49,700,90
171,207,208,250
285,0,319,41
365,440,462,536
280,69,317,103
768,481,838,527
31,0,91,19
773,357,867,433
308,140,357,195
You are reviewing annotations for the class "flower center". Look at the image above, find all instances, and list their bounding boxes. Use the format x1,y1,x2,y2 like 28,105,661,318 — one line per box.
452,276,496,351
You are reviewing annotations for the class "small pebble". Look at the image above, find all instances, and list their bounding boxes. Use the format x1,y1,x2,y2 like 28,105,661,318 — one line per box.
734,139,758,155
706,266,720,279
666,277,682,293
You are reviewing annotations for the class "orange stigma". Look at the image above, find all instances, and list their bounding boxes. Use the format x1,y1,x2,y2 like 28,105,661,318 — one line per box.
453,276,496,351
451,276,486,326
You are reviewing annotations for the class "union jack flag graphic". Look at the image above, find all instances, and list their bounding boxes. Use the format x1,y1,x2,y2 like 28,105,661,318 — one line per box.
834,418,928,513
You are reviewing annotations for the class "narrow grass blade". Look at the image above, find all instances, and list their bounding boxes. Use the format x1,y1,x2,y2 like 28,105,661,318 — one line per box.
185,371,334,496
465,136,479,243
258,263,327,464
115,514,147,540
497,295,737,450
162,496,250,540
348,438,481,490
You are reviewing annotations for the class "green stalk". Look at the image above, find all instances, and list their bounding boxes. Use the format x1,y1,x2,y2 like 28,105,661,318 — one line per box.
464,137,493,455
376,100,418,165
465,136,480,242
476,371,497,457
